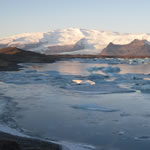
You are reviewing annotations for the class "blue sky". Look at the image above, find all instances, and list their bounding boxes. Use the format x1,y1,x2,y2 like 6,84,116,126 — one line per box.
0,0,150,37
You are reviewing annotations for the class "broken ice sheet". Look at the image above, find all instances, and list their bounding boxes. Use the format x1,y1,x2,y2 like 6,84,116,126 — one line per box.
134,136,150,141
88,66,120,74
71,104,119,112
72,79,95,85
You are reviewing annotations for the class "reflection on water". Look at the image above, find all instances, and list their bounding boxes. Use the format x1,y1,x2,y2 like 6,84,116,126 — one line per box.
26,60,150,76
28,61,90,76
119,64,150,74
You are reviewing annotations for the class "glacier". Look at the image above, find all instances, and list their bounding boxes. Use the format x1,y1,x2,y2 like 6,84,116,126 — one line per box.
1,28,150,54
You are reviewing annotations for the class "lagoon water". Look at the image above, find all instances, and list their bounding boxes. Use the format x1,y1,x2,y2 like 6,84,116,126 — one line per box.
1,58,150,150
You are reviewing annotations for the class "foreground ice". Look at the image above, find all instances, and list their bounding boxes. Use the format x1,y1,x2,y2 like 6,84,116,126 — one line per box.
1,58,150,150
61,141,96,150
71,104,119,112
72,80,95,85
0,124,28,137
0,99,6,114
0,124,95,150
134,136,150,141
136,84,150,93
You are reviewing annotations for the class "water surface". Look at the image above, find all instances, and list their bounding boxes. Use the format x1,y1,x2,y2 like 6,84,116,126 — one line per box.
1,58,150,150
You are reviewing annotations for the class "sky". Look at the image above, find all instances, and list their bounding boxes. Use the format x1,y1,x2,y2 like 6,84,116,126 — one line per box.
0,0,150,38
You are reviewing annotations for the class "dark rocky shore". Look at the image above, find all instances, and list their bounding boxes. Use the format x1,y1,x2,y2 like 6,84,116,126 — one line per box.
0,47,61,71
101,39,150,57
0,131,61,150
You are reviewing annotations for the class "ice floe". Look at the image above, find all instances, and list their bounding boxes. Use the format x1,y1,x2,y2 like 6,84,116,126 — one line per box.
137,84,150,93
134,136,150,141
61,141,96,150
0,124,96,150
71,104,119,112
100,66,120,74
0,124,29,137
72,80,95,85
88,66,120,74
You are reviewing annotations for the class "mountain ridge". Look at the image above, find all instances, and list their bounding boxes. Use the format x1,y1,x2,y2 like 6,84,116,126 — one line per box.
101,39,150,57
1,28,150,54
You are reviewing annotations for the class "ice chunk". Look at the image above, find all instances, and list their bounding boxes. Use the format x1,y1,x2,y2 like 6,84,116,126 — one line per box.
0,101,6,114
144,78,150,81
138,84,150,93
126,59,150,65
71,104,119,112
118,131,125,136
61,141,96,150
120,112,131,117
88,67,103,72
134,136,150,141
0,124,29,137
72,80,95,85
88,74,106,81
88,66,120,74
101,66,120,74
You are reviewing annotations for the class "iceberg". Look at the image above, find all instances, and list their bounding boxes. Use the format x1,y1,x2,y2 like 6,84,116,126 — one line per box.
72,80,95,85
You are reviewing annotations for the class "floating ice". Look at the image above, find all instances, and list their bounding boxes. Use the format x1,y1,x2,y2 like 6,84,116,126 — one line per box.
72,80,95,85
61,141,96,150
88,66,120,74
71,104,119,112
0,124,29,137
88,67,103,72
120,112,131,117
104,77,116,82
0,124,96,150
88,74,106,81
118,131,125,136
101,66,120,74
138,84,150,93
126,59,150,65
134,136,150,141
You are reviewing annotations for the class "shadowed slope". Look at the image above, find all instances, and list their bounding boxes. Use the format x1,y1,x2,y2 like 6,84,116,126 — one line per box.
101,39,150,57
0,47,60,71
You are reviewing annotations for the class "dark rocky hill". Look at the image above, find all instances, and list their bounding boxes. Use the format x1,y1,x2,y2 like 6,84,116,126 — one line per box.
101,39,150,58
0,47,60,70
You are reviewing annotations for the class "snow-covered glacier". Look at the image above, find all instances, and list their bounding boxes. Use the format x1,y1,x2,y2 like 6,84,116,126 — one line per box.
1,28,150,54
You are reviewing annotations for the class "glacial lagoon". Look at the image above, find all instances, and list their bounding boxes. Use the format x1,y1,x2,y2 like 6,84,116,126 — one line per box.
1,58,150,150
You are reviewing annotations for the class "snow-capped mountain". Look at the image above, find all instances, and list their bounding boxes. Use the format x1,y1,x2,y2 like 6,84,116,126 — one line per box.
1,28,150,54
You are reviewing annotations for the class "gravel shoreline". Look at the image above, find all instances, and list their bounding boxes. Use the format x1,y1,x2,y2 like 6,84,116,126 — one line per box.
0,131,62,150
